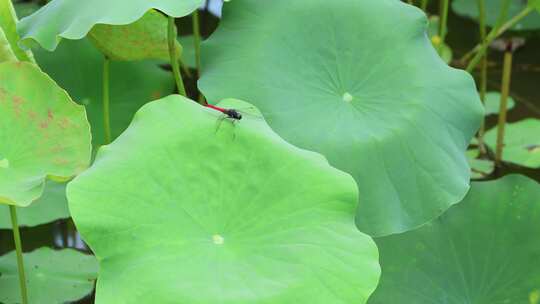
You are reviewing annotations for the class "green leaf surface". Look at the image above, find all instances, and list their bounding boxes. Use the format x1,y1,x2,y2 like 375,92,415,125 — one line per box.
34,38,175,146
531,0,540,12
199,0,483,237
12,1,40,19
453,0,540,30
483,91,516,115
466,149,494,179
0,27,17,62
17,0,205,51
179,35,196,68
0,181,69,229
0,0,34,62
0,247,98,304
0,61,91,207
485,119,540,168
368,175,540,304
88,10,182,61
67,96,380,304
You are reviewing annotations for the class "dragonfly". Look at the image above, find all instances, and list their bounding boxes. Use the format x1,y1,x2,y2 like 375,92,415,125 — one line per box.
205,104,243,120
204,103,264,137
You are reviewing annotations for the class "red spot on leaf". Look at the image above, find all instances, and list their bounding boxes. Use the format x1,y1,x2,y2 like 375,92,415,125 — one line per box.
59,118,70,129
151,91,162,100
47,109,54,120
28,110,37,119
12,96,24,116
53,158,70,165
0,88,7,102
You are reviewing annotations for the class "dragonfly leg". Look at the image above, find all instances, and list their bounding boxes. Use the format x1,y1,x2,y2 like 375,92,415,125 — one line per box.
214,115,226,134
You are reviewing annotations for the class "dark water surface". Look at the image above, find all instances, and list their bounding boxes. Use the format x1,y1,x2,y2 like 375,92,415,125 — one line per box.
1,2,539,303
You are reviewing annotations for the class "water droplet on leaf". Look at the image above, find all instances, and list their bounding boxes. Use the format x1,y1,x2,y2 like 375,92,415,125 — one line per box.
342,92,353,103
212,234,224,245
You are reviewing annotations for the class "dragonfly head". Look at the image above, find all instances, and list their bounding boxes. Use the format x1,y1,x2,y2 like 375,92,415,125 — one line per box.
228,110,243,120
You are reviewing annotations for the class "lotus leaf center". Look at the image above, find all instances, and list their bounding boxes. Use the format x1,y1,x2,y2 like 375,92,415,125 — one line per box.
342,92,353,103
212,234,224,245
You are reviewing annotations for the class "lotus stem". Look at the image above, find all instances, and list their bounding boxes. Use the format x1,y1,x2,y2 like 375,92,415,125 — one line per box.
102,57,111,144
167,16,187,97
438,0,449,55
421,0,428,11
192,10,206,104
192,10,202,77
476,0,487,155
9,205,29,304
495,46,513,166
466,2,532,72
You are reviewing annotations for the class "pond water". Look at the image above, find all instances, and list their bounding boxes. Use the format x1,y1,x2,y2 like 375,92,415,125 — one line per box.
1,2,539,303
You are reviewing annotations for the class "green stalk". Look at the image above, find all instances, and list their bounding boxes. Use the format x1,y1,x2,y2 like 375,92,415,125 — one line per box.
192,10,202,77
466,2,532,72
477,0,487,155
421,0,428,11
167,16,187,97
9,206,28,304
495,48,513,166
102,57,111,144
438,0,449,54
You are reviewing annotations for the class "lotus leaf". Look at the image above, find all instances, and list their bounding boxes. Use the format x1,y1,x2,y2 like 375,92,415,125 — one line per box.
13,1,40,19
466,150,494,179
0,247,98,304
483,91,515,115
67,96,380,304
199,0,483,236
0,27,17,62
0,181,69,229
34,38,175,146
368,175,540,304
0,0,33,62
0,61,91,207
532,0,540,11
453,0,540,31
17,0,205,51
179,35,196,68
485,119,540,168
88,10,182,61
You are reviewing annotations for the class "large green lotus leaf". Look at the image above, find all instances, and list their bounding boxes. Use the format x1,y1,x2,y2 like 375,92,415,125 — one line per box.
0,180,69,229
0,27,17,62
179,35,196,68
0,247,98,304
17,0,205,51
453,0,540,31
199,0,483,237
0,0,34,62
0,61,91,207
87,10,182,61
67,96,380,304
13,1,40,19
368,175,540,304
34,38,175,146
484,91,516,115
485,119,540,168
